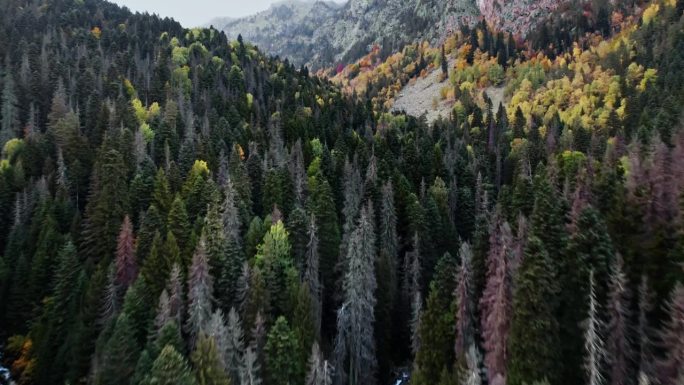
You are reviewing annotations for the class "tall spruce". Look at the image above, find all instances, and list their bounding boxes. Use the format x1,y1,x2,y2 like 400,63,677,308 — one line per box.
333,203,377,385
605,254,633,385
187,236,214,344
479,219,513,385
584,270,606,385
657,283,684,385
508,236,559,385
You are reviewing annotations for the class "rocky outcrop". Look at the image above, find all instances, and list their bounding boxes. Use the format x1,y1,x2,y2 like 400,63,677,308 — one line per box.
214,0,479,69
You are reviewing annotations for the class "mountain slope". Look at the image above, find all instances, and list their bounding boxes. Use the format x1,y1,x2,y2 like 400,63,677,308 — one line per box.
215,0,480,69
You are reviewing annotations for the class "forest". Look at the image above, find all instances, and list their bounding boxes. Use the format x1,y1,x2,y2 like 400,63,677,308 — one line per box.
0,0,683,385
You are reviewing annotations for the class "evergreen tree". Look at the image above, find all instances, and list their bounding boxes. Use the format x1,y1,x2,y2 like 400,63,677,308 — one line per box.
1,71,17,144
333,203,377,385
141,345,197,385
584,270,606,385
605,255,633,385
657,283,684,385
187,235,214,344
192,333,232,385
479,220,513,385
97,313,140,385
265,316,304,385
31,240,82,385
226,307,246,385
81,149,129,263
240,346,262,385
115,215,137,294
306,342,333,385
637,276,657,385
412,253,458,385
455,242,475,360
254,220,293,315
508,236,559,385
168,194,192,261
304,214,322,338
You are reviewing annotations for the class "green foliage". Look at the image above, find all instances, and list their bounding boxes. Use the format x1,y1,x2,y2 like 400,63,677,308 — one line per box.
265,317,304,385
192,333,231,385
508,236,560,385
141,345,197,385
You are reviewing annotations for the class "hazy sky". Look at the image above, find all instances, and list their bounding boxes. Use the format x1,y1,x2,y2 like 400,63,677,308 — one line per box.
110,0,344,28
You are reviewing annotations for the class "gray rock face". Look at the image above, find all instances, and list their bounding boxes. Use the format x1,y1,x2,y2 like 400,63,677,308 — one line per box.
214,0,479,69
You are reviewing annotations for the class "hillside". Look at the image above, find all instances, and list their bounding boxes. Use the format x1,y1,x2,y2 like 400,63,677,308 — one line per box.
215,0,481,69
1,0,684,385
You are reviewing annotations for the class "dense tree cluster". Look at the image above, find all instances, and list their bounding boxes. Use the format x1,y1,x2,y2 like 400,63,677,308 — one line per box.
0,0,683,385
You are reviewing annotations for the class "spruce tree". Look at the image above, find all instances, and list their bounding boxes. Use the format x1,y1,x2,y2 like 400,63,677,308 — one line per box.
265,316,304,385
226,307,246,385
81,149,129,263
508,236,559,385
141,345,197,385
306,342,332,385
187,235,214,345
333,203,377,385
412,253,457,385
192,333,231,385
584,270,606,385
657,283,684,385
97,313,140,385
480,220,513,385
115,215,137,294
455,242,475,360
605,254,633,385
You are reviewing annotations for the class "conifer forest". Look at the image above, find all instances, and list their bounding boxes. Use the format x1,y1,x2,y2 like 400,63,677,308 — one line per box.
0,0,683,384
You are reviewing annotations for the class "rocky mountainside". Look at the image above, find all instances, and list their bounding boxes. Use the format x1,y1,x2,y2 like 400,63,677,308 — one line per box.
477,0,562,37
214,0,480,69
213,0,586,69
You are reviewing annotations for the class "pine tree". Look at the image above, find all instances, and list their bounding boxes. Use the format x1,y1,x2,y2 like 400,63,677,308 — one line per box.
455,242,475,360
333,203,377,385
657,283,684,385
265,316,304,385
187,235,214,344
81,149,129,263
31,240,82,385
141,345,197,385
605,254,633,385
508,236,559,385
168,194,192,261
207,310,229,371
97,313,140,385
412,252,458,385
339,157,363,269
154,168,173,215
304,214,322,338
115,215,137,293
255,220,292,315
306,342,332,385
226,307,246,385
562,206,614,385
308,165,340,336
192,333,232,385
1,71,18,144
479,220,513,385
141,231,172,296
240,346,262,385
637,276,656,385
584,270,606,385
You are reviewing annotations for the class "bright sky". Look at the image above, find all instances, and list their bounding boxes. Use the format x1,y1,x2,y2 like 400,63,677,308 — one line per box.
109,0,344,28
